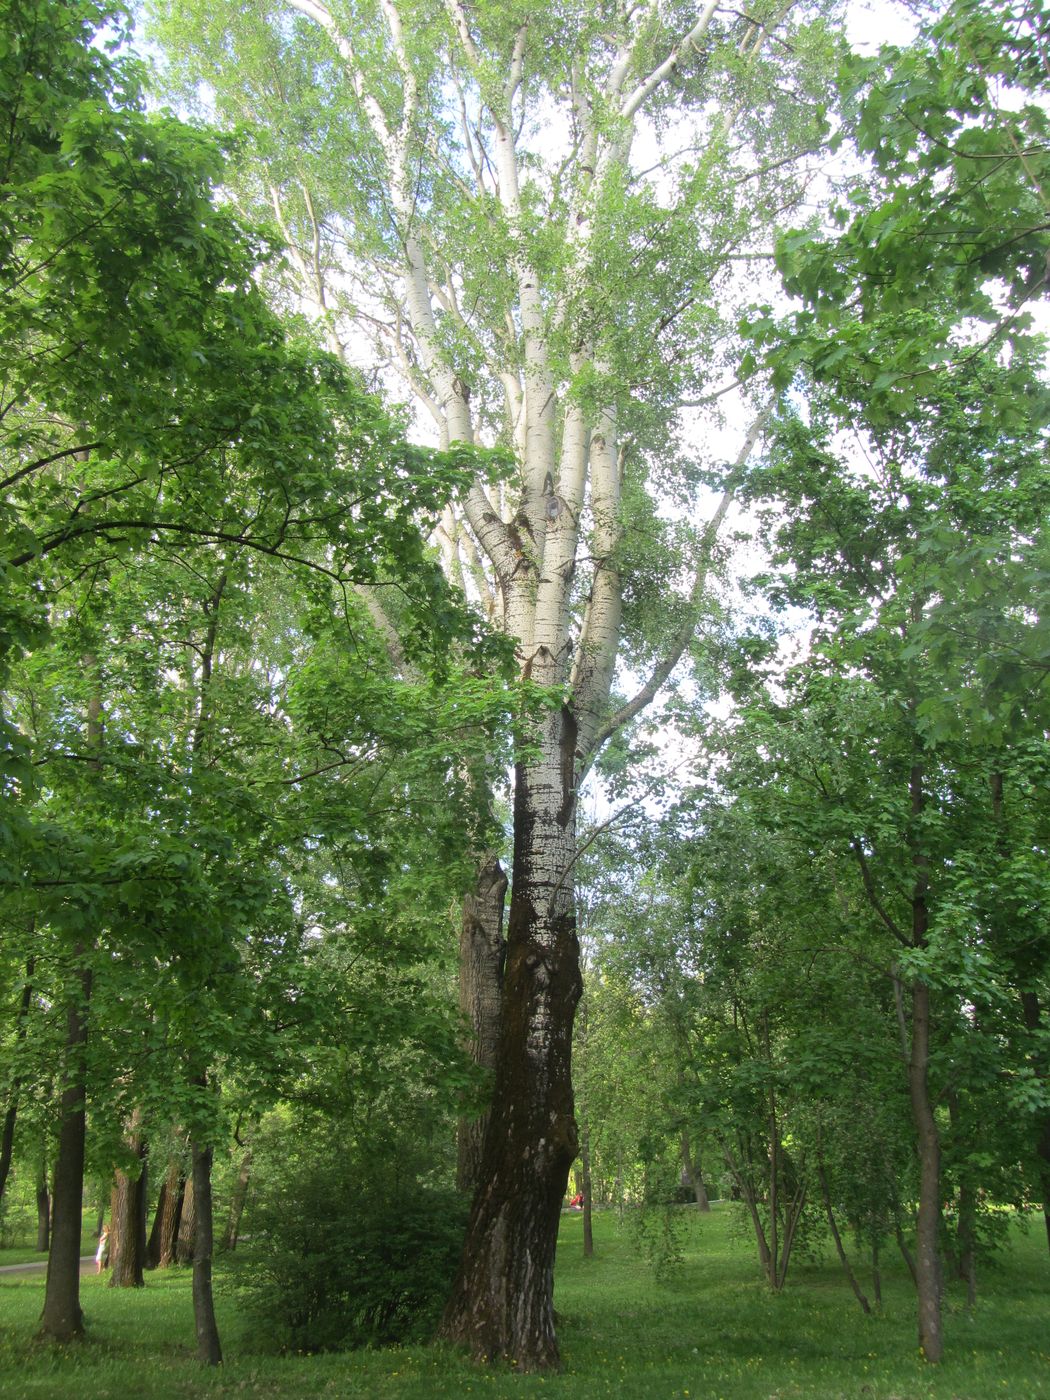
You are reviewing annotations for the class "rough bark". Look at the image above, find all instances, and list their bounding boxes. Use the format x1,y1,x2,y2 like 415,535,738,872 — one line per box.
175,1175,197,1264
456,856,508,1193
147,1162,186,1269
222,1146,252,1252
108,1122,147,1287
191,1140,222,1365
0,955,34,1210
439,699,582,1369
39,960,93,1343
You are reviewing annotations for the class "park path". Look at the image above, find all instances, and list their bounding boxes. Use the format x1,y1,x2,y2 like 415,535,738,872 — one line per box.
0,1255,95,1276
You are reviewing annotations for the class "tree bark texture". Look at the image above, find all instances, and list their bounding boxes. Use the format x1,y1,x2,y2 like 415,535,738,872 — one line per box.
0,955,34,1210
175,1175,197,1265
147,1162,186,1269
108,1122,147,1287
440,700,582,1368
191,1140,222,1365
457,856,508,1192
223,1146,252,1252
39,961,92,1343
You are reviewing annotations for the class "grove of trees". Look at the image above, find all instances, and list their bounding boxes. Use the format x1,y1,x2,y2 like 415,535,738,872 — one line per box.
1,0,1046,1378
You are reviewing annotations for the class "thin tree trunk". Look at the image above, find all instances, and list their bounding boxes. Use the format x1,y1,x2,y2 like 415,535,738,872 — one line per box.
439,702,582,1370
896,1220,918,1287
776,1180,807,1291
191,1139,222,1365
0,954,34,1210
581,1115,594,1258
176,1175,197,1264
222,1146,252,1252
817,1161,871,1314
723,1143,772,1282
909,978,943,1362
456,856,508,1193
108,1120,147,1288
680,1128,711,1211
871,1237,882,1308
908,758,943,1364
35,1157,50,1252
39,960,93,1343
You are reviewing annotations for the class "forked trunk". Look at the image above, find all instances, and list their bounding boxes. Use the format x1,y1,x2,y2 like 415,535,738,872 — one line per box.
440,702,582,1369
191,1139,222,1365
153,1162,186,1268
456,856,508,1192
39,961,92,1343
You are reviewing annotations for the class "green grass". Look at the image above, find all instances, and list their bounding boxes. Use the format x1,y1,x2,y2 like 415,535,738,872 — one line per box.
0,1206,1047,1398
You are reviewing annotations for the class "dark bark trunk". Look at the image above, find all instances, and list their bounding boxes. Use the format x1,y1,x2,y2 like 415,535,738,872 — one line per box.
108,1124,147,1287
39,960,93,1343
456,856,508,1193
36,1158,51,1252
909,978,943,1363
680,1128,711,1211
817,1161,871,1314
222,1147,252,1252
147,1162,186,1269
145,1176,168,1269
191,1139,222,1366
908,760,943,1364
0,955,34,1210
176,1174,197,1265
871,1238,882,1309
35,1164,51,1255
581,1116,594,1259
896,1220,918,1287
439,701,582,1370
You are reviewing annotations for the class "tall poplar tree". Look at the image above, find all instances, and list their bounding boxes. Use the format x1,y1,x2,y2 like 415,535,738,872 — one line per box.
150,0,834,1366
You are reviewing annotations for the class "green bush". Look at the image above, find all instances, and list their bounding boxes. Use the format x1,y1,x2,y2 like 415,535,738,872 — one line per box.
226,1138,468,1353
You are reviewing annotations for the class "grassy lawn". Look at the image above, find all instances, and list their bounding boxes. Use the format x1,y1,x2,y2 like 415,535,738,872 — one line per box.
0,1205,1046,1398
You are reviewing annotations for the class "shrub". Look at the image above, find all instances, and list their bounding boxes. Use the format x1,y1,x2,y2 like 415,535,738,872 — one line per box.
225,1133,468,1353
